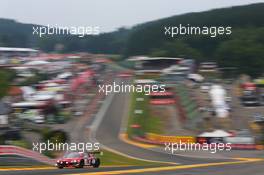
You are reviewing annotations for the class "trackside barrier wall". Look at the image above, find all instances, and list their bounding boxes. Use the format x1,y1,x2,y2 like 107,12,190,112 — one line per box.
133,136,264,150
145,133,196,143
0,145,55,165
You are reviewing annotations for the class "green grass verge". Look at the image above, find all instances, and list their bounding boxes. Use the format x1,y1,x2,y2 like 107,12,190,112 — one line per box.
0,150,163,168
127,91,163,138
98,150,162,166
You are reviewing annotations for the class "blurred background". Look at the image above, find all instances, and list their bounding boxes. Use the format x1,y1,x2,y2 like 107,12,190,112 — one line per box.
0,1,264,175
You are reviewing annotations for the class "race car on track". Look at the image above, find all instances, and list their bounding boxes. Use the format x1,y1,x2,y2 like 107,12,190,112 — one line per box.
56,151,101,169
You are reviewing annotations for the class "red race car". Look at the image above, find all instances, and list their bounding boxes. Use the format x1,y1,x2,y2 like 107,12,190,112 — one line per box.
56,151,101,169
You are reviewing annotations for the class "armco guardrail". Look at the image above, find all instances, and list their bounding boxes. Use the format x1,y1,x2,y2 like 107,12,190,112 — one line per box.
0,145,55,165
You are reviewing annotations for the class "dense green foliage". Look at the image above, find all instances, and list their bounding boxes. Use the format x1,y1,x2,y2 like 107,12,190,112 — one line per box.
0,3,264,76
0,69,16,98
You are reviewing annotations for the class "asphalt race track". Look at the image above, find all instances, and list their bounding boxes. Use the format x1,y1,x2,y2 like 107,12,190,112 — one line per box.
96,90,230,164
2,79,264,175
0,166,163,175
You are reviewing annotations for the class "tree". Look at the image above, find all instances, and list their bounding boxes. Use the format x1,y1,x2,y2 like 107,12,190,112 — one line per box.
0,69,16,98
150,40,202,60
215,28,264,77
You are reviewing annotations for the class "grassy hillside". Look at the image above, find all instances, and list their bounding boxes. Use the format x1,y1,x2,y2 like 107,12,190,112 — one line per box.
0,3,264,76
